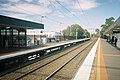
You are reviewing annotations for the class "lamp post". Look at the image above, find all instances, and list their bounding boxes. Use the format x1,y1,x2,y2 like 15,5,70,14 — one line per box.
41,16,46,23
60,22,62,34
76,28,78,40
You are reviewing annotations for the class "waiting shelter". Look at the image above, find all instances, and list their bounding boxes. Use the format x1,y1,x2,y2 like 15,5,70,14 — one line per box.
105,17,120,48
0,15,44,48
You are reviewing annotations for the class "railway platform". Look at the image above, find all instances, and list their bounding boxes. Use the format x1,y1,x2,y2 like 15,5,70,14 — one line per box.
0,40,69,56
91,38,120,80
0,38,90,77
1,38,119,80
73,38,120,80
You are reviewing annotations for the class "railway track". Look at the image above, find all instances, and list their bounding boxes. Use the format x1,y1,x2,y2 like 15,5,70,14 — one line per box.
46,40,96,80
0,39,96,80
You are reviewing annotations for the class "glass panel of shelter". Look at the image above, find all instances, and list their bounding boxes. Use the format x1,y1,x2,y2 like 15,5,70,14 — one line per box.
0,28,27,48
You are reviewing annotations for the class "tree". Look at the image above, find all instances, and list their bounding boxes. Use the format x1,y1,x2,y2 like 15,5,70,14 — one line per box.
105,17,115,27
95,29,100,34
83,29,90,37
63,24,90,39
100,17,115,34
95,28,100,37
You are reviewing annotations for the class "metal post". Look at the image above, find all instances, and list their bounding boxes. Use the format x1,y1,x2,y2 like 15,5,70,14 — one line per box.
25,30,27,47
76,29,78,40
18,30,20,47
5,29,8,48
0,29,1,38
5,29,7,38
60,23,62,33
41,16,46,23
34,35,35,45
60,22,62,41
70,27,71,36
41,16,43,23
0,29,1,46
11,29,13,47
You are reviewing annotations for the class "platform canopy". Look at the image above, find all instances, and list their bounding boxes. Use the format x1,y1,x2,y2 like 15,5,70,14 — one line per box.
105,17,120,34
105,17,120,33
0,15,44,29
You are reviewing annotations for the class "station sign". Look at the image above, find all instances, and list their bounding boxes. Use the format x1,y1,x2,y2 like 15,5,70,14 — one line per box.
27,29,43,35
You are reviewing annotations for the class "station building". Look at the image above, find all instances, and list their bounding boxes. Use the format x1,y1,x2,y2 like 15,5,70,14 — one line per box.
26,29,46,46
45,31,61,42
105,16,120,48
0,15,44,48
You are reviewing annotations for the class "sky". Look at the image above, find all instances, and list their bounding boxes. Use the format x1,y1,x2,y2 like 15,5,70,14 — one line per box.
0,0,120,34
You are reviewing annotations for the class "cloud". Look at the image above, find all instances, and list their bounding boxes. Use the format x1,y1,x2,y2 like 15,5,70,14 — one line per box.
25,0,33,2
0,3,11,7
57,0,69,3
5,12,42,23
109,0,120,2
74,0,99,10
49,0,99,11
0,3,51,15
8,0,20,3
71,12,76,15
38,0,51,7
52,11,64,18
0,0,100,30
6,13,27,20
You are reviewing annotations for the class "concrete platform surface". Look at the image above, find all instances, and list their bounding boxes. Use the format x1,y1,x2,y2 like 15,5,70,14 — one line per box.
90,38,120,80
0,40,69,56
73,38,99,80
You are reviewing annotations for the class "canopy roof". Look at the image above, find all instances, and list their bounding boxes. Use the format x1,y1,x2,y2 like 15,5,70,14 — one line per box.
0,15,44,29
105,17,120,34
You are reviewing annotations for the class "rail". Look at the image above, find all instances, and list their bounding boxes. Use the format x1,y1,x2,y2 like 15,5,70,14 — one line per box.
0,38,90,76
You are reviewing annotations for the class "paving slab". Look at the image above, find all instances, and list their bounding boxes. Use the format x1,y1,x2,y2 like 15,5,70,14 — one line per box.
101,39,120,54
90,38,120,80
102,39,120,80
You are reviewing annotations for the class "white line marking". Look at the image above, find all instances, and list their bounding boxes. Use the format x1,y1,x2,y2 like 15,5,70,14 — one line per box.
73,38,99,80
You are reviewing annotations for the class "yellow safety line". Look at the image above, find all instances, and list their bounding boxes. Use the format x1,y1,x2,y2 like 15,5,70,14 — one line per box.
96,40,101,80
104,53,120,57
100,39,108,80
92,39,108,80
